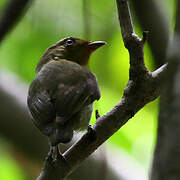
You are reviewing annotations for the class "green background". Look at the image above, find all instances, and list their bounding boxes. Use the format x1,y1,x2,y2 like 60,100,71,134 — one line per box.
0,0,174,179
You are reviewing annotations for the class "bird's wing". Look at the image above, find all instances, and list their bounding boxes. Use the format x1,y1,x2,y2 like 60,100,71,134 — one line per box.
54,71,100,119
28,60,100,132
27,79,55,135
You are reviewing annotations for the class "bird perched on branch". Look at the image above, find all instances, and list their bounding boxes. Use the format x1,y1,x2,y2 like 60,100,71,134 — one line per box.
27,37,106,147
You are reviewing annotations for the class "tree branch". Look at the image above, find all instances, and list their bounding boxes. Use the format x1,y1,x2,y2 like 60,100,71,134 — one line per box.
36,0,167,179
175,0,180,33
116,0,134,40
130,0,170,67
151,1,180,179
0,0,32,43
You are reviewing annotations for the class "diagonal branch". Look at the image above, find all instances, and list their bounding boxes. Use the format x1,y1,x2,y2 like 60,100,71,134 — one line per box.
0,0,32,43
36,0,167,179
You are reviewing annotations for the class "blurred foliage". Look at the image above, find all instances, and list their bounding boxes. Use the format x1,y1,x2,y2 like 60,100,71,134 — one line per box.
0,140,26,180
0,155,26,180
0,0,175,179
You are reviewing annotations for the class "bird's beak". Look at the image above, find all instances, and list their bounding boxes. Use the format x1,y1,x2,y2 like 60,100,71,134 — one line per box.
87,41,107,51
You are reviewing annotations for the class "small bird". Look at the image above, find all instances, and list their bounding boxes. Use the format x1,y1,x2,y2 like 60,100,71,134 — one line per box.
27,37,106,147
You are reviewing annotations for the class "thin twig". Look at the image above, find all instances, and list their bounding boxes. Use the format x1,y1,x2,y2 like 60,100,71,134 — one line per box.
83,0,91,39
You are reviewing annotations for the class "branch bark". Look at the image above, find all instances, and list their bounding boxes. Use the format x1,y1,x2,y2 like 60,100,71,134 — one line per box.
36,0,167,179
151,1,180,179
130,0,169,67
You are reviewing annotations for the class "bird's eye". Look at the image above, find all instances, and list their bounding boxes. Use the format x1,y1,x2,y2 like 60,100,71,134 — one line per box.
66,39,74,46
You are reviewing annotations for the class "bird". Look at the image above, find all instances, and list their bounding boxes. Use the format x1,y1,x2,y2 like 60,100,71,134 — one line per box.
27,37,106,147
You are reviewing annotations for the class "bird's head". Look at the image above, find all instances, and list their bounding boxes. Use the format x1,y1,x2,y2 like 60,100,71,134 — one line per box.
36,37,106,72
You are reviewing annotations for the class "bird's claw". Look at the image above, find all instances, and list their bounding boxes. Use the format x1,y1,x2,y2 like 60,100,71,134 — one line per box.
47,145,70,169
55,146,68,164
55,145,63,160
48,145,65,162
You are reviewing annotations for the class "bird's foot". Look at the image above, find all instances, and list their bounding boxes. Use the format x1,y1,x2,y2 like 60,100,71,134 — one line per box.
49,145,66,162
55,145,68,163
87,125,96,141
55,145,71,169
55,145,63,160
47,145,70,170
